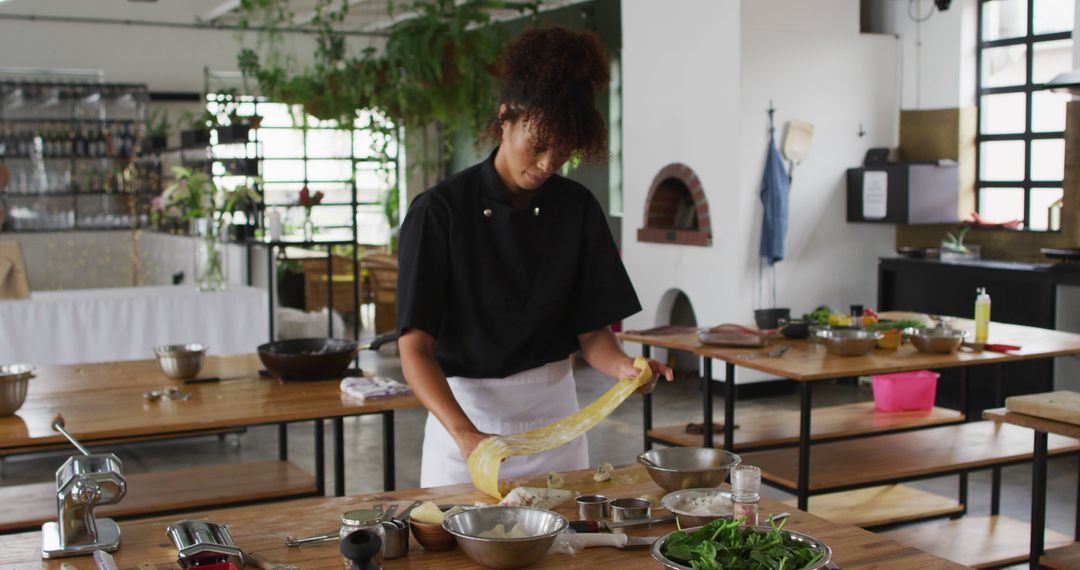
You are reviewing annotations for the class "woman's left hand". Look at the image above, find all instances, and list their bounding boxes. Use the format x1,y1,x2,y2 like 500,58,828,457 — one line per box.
616,357,674,395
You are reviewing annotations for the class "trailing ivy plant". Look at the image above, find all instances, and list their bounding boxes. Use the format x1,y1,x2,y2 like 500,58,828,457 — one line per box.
236,0,537,253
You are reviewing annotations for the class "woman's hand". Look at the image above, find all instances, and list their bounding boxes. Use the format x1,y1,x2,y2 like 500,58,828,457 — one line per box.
453,428,498,463
615,356,674,395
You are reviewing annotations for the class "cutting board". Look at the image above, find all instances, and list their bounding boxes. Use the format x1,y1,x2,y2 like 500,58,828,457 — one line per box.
1005,391,1080,426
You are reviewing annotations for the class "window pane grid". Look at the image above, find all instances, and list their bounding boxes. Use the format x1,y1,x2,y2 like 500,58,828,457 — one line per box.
975,0,1070,231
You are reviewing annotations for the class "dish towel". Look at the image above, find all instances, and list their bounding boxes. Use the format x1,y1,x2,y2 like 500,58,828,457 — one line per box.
340,376,412,399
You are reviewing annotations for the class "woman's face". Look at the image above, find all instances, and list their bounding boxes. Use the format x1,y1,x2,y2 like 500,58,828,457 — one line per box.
496,109,572,193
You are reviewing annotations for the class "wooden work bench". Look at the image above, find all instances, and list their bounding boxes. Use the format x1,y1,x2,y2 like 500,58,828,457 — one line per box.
620,318,1080,567
982,406,1080,569
0,465,969,569
0,355,420,533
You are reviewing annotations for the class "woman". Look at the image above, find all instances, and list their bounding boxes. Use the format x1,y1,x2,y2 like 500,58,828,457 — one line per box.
397,26,672,488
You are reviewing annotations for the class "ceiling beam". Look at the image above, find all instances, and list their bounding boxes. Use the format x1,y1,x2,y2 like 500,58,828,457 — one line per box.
294,0,371,27
199,0,242,23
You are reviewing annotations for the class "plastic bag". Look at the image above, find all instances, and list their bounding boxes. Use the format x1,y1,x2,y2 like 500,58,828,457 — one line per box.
547,529,585,556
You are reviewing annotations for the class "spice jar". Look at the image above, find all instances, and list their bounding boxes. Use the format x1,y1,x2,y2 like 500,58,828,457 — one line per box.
340,509,385,570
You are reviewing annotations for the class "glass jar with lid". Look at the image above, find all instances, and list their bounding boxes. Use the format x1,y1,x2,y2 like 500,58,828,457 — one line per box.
340,508,385,570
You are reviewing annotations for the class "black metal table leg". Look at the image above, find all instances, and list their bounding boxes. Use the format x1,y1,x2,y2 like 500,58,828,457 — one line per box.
724,362,736,451
797,381,812,511
959,472,969,516
326,247,334,337
266,245,275,342
991,364,1004,515
333,417,345,496
703,358,714,449
315,419,325,496
383,411,396,491
1030,430,1048,569
278,423,288,461
1075,456,1079,542
959,366,970,420
642,345,653,451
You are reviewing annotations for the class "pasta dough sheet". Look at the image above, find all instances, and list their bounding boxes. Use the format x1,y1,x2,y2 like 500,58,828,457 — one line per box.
468,357,653,499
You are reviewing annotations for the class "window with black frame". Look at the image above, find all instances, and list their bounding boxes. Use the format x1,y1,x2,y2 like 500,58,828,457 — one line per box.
976,0,1073,231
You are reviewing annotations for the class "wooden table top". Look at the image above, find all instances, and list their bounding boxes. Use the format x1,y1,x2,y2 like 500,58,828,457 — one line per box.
621,319,1080,381
0,355,419,451
0,465,967,570
983,407,1080,439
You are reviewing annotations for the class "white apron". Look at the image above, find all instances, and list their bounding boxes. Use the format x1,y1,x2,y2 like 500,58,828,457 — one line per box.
419,358,590,488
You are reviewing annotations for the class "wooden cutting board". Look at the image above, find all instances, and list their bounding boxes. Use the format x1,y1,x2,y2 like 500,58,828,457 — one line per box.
1005,391,1080,426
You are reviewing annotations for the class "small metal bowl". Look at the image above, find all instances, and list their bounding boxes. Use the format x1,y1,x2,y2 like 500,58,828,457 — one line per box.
815,329,881,356
908,328,966,354
651,524,833,570
0,364,34,417
153,344,207,379
637,448,741,492
443,506,568,569
660,488,733,528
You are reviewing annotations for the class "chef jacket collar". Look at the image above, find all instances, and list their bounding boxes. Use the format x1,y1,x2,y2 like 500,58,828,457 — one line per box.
481,146,550,210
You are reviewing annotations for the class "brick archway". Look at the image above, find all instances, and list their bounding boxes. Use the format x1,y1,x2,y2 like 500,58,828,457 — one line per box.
637,163,712,246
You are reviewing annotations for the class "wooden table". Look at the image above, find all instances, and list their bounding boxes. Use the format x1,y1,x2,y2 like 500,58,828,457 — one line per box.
0,464,969,569
0,355,419,531
620,319,1080,567
984,407,1080,569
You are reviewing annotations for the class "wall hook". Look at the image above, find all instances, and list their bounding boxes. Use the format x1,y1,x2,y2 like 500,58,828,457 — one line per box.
857,123,866,138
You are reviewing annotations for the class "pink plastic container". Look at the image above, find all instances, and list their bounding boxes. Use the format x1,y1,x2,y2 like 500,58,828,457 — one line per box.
871,370,940,412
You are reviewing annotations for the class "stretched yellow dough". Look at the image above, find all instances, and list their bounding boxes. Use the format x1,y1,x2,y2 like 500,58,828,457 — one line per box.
468,357,653,499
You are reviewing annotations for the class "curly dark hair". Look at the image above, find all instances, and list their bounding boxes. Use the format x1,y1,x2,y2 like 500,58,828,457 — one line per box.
488,26,610,161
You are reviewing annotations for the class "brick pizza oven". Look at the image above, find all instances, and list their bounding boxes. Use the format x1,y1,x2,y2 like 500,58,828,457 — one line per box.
636,163,712,246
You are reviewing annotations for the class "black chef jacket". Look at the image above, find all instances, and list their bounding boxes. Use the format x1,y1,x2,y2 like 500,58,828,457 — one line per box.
396,149,641,379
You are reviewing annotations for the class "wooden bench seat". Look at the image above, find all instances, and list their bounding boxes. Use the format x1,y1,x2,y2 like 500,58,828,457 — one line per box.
647,402,964,450
0,460,317,533
741,421,1080,492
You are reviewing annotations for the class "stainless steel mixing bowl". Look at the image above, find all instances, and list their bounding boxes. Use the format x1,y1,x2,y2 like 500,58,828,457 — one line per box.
637,447,741,492
0,364,34,417
153,344,207,379
442,506,567,569
815,329,881,356
908,328,966,354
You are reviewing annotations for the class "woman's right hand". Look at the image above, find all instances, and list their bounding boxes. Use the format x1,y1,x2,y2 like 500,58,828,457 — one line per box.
454,429,497,463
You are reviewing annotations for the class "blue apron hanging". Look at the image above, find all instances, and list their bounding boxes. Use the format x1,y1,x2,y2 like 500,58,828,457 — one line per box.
757,134,790,309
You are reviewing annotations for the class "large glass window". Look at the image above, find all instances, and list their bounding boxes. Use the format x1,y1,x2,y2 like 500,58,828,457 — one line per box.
209,96,397,244
976,0,1072,230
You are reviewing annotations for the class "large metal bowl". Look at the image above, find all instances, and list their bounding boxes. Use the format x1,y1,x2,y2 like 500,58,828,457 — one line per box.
0,364,33,417
660,488,732,528
637,448,741,492
153,344,207,379
651,524,833,570
442,506,567,569
908,328,966,354
815,329,880,356
257,338,360,380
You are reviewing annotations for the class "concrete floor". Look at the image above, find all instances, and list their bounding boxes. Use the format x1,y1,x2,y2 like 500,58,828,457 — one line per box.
3,344,1076,569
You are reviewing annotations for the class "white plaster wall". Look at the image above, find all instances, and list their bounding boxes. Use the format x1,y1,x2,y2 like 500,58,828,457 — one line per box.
620,0,743,336
621,0,899,382
735,1,900,379
876,0,975,110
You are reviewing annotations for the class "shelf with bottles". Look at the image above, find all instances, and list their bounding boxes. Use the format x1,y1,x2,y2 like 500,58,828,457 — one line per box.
0,120,140,161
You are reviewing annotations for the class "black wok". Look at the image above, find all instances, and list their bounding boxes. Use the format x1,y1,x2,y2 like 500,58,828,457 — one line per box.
257,338,361,380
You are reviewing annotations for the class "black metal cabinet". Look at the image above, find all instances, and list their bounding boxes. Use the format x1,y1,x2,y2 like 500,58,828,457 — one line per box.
877,257,1068,414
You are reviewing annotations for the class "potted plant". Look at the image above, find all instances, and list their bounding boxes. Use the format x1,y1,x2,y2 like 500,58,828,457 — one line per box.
179,109,214,148
940,226,980,262
144,108,170,152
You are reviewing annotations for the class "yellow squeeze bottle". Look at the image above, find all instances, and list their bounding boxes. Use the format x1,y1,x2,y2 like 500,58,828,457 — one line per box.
975,287,991,344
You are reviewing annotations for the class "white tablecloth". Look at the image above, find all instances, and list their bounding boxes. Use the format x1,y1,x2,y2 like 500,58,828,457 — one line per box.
0,285,269,366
